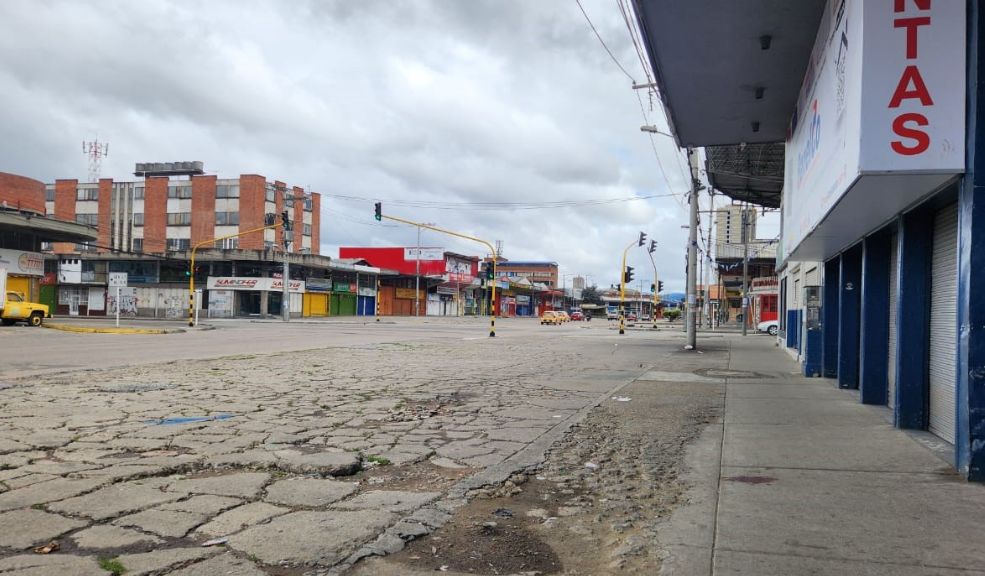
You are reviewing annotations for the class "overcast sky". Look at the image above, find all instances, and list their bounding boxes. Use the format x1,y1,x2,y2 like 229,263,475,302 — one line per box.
0,0,776,291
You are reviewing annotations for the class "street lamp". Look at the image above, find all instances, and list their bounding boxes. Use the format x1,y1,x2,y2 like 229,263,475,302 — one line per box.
640,125,674,138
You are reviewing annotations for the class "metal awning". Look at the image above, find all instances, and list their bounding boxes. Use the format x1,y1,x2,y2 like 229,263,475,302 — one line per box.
0,211,97,243
705,143,784,208
635,1,826,207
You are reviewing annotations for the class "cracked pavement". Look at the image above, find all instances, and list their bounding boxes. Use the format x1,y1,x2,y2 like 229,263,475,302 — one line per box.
0,320,666,575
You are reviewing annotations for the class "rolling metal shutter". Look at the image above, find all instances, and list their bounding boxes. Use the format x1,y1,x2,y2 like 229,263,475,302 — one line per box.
887,233,899,411
929,203,958,444
804,266,819,287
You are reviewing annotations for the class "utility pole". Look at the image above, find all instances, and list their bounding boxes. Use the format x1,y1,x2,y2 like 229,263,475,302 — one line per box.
686,148,700,349
741,202,750,336
282,208,291,323
705,192,715,328
415,225,421,317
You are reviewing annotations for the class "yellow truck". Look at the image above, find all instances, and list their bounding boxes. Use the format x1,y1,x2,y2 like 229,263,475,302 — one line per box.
0,269,50,326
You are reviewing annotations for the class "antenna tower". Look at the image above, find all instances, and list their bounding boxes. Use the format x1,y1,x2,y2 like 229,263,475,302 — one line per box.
82,139,109,182
495,240,504,259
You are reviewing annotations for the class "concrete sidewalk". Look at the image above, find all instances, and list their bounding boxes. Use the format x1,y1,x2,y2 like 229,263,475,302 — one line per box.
662,334,985,576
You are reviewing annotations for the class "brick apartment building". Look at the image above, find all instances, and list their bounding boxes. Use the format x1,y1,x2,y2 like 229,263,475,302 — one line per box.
45,172,320,256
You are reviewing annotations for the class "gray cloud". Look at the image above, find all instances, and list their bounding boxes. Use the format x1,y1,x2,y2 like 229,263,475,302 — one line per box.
0,0,702,290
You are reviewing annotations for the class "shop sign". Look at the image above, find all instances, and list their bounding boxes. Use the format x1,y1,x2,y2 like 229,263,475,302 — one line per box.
516,295,530,304
446,257,474,282
436,286,457,295
358,287,376,297
333,281,350,292
404,247,444,261
395,287,421,299
206,277,305,293
783,0,964,261
306,278,331,292
0,249,43,277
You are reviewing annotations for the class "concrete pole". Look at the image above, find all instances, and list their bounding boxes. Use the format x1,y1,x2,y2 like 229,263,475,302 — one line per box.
686,148,699,349
705,192,715,328
741,203,750,336
282,241,290,323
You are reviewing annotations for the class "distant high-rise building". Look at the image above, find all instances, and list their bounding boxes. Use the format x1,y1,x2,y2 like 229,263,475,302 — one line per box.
715,205,757,245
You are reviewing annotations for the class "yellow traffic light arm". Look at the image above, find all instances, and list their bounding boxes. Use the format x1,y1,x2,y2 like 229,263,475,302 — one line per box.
188,223,280,327
618,238,636,335
382,214,499,337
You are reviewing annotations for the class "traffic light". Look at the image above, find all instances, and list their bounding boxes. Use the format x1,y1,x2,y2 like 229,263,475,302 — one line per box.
624,266,634,284
281,210,290,230
484,263,494,280
185,269,191,277
374,202,382,221
658,280,664,292
648,240,657,254
638,231,647,247
651,283,656,292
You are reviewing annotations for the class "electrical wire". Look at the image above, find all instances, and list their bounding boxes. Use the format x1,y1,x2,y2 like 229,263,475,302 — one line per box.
574,0,636,83
319,191,681,211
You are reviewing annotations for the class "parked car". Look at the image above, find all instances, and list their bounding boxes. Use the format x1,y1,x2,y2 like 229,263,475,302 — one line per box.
757,319,779,336
626,312,637,321
570,311,584,321
541,311,561,325
606,309,619,320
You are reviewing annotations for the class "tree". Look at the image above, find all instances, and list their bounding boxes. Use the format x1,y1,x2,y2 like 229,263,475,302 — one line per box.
581,285,604,306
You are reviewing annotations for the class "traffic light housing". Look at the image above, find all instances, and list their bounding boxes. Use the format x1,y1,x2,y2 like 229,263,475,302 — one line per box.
658,280,664,292
651,283,656,292
374,202,382,221
624,266,634,284
648,239,657,254
638,231,647,247
281,210,291,230
484,263,494,280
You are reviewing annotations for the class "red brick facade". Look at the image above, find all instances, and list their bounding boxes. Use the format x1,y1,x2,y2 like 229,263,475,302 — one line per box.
97,179,112,252
311,193,321,254
143,177,168,253
0,172,45,215
238,174,266,250
53,180,78,253
191,175,217,248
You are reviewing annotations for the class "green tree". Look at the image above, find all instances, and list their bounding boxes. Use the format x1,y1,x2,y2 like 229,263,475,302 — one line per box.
580,285,604,306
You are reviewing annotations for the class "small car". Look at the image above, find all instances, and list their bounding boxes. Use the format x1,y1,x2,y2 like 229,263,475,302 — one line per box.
626,312,637,321
570,311,584,321
757,319,779,336
541,311,561,325
557,311,571,323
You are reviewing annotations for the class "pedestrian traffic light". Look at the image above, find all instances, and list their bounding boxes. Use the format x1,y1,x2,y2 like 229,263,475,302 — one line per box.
374,202,382,221
658,280,664,292
648,240,657,254
624,266,634,284
281,210,290,230
638,232,647,247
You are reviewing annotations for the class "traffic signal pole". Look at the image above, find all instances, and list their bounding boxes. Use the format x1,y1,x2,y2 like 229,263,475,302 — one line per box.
618,238,636,335
380,212,499,337
188,222,279,327
686,148,700,350
647,251,659,330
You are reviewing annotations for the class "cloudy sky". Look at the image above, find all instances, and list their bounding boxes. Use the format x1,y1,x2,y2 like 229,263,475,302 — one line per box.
0,0,775,291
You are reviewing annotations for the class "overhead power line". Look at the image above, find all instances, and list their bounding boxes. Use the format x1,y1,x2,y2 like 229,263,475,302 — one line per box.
318,192,681,211
574,0,635,82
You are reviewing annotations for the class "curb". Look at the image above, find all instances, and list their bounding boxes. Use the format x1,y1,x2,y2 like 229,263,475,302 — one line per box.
43,323,183,335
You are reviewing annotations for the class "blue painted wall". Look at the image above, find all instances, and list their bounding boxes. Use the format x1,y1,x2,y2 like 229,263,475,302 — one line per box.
957,0,985,481
838,246,863,390
860,232,891,405
896,209,934,430
823,258,840,379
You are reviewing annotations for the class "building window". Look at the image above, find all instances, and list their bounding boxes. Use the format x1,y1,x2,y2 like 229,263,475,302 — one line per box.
264,240,275,250
131,238,143,252
132,213,144,226
134,186,145,200
74,242,96,252
167,212,192,226
304,197,313,211
215,211,240,225
265,184,276,203
167,184,192,199
40,241,53,252
303,223,312,236
215,237,238,250
167,238,190,251
76,188,98,201
45,187,55,202
75,213,99,226
216,184,240,199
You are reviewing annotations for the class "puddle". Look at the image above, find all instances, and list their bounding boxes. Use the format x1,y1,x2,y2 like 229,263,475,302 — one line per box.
145,414,236,426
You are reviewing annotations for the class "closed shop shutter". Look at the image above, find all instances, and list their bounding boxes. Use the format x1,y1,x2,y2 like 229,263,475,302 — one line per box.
887,233,899,410
804,266,819,288
929,203,958,444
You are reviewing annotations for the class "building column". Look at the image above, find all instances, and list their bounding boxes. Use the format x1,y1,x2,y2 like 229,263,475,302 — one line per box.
957,0,985,481
838,245,862,389
860,233,890,404
822,258,840,378
896,209,934,430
